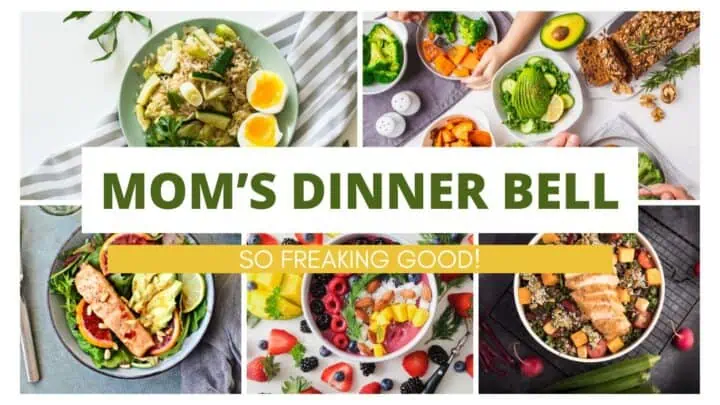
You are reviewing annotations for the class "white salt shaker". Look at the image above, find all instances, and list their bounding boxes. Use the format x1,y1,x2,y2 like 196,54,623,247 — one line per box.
391,91,421,116
375,112,406,138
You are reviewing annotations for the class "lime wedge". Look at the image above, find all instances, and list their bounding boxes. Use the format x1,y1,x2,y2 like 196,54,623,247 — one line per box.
179,273,205,313
541,94,565,123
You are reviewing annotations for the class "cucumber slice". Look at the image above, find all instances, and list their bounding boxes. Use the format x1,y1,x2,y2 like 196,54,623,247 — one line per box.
210,48,234,75
134,105,150,131
177,120,203,138
136,74,161,106
180,82,203,107
527,56,545,66
544,73,557,88
191,71,224,83
560,93,575,110
205,85,229,101
520,119,535,134
192,28,221,55
207,99,228,113
501,78,517,95
167,91,185,110
196,111,231,130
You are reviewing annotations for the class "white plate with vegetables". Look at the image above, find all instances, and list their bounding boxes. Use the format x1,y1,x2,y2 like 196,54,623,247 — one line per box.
492,51,583,143
363,19,408,95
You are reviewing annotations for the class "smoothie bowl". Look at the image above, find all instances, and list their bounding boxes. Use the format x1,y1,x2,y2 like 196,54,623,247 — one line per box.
300,234,438,362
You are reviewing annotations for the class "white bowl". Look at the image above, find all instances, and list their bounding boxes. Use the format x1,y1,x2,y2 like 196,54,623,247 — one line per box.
363,19,408,95
422,112,495,147
300,233,438,363
513,233,665,364
492,50,584,144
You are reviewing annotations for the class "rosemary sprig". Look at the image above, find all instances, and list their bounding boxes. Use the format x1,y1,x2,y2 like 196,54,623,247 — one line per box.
63,11,153,62
628,32,659,54
641,44,700,92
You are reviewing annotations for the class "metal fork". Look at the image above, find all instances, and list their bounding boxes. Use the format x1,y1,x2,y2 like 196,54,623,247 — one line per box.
20,225,40,383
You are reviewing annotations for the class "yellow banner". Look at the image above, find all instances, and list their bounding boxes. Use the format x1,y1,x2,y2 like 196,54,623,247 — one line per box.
107,245,613,274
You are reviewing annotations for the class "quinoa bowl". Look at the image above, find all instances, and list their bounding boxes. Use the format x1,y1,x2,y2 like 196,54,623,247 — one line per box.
119,18,298,147
513,233,665,363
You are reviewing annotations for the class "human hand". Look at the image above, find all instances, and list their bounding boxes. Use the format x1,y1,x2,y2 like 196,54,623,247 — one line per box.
386,12,426,23
546,132,581,147
639,184,693,200
461,44,511,90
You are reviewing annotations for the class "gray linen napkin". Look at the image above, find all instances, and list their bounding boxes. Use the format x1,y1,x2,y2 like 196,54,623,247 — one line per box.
363,12,512,146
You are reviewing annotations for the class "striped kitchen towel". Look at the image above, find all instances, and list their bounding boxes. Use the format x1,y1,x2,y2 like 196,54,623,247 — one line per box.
20,11,357,201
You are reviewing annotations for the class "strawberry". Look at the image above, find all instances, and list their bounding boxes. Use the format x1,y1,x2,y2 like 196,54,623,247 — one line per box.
281,376,322,394
465,354,474,377
448,293,473,318
295,233,324,245
359,382,382,394
247,355,279,382
321,362,354,392
301,387,322,394
255,233,279,245
268,329,298,355
402,350,429,377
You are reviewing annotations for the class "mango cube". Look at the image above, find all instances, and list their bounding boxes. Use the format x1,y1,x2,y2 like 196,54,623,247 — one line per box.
406,303,418,320
518,287,532,305
411,308,429,327
391,303,408,323
541,273,559,286
381,307,395,322
375,324,387,343
608,336,625,353
570,331,588,347
373,344,386,357
617,248,635,263
646,268,662,286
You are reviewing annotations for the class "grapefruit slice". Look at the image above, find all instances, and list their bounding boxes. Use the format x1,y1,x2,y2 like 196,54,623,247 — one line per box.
148,310,182,356
99,233,154,274
76,299,115,349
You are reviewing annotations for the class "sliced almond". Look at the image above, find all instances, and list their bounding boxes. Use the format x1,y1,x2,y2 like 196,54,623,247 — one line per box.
368,330,377,343
381,290,394,302
355,296,374,309
421,284,432,301
355,309,370,324
400,289,416,299
366,279,381,293
374,299,389,312
358,342,373,356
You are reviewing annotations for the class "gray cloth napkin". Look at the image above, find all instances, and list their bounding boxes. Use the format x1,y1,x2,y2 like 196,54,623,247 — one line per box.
363,12,512,146
20,12,357,201
180,274,243,393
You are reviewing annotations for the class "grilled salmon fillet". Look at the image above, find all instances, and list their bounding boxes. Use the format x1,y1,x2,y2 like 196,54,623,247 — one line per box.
75,264,154,357
565,273,631,340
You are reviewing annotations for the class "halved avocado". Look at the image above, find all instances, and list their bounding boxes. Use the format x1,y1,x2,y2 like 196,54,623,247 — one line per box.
540,13,587,51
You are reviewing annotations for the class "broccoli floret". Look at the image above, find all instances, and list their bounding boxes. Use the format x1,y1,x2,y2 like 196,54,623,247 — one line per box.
457,15,487,45
363,23,404,86
363,67,375,85
368,24,396,43
428,12,457,42
372,70,398,84
638,152,665,185
363,35,371,66
381,39,403,71
367,41,389,71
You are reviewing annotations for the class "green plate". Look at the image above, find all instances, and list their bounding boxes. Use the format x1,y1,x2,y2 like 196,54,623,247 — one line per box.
118,18,298,146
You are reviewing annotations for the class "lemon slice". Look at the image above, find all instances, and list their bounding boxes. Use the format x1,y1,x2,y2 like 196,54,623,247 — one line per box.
179,273,205,313
180,82,203,107
541,94,565,123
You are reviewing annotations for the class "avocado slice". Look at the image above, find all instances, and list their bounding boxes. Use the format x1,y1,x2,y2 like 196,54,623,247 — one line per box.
540,13,587,51
513,68,552,119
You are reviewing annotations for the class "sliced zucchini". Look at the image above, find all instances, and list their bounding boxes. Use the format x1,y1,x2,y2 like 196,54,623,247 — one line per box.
180,82,203,107
544,73,557,88
134,105,151,131
210,48,234,76
207,99,228,113
192,28,221,55
520,119,535,134
215,24,238,41
527,56,545,66
136,74,161,106
196,111,231,130
560,93,575,110
501,78,516,95
191,71,224,83
205,85,229,101
199,123,217,140
167,91,185,110
177,120,204,138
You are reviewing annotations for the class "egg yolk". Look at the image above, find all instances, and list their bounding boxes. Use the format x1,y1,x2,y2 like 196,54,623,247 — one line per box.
250,72,285,110
244,115,277,147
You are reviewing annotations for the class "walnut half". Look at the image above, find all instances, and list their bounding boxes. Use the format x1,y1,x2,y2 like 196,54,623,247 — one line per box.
651,106,666,122
660,83,677,104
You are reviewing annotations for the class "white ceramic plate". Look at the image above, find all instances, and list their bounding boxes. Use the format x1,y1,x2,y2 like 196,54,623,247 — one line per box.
363,19,409,95
492,50,584,144
513,232,665,364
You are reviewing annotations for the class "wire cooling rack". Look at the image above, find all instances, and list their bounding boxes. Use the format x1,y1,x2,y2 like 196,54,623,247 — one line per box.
486,208,700,377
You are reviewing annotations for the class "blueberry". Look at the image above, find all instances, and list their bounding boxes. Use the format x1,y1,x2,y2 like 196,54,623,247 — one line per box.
348,340,358,353
319,346,331,357
334,371,345,382
247,234,261,245
381,378,394,391
258,340,268,350
453,360,466,372
304,233,315,242
247,281,257,291
408,274,421,284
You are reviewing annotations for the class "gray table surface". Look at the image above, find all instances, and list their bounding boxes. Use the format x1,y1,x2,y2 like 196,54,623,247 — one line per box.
20,206,241,393
476,206,700,393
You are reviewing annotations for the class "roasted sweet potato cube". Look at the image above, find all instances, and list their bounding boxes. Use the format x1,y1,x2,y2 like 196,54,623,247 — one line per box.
468,130,492,146
541,273,559,286
646,268,662,286
542,233,560,244
460,52,480,70
452,67,470,77
448,45,470,65
452,121,474,140
518,287,532,305
441,129,457,144
571,331,588,347
433,54,456,76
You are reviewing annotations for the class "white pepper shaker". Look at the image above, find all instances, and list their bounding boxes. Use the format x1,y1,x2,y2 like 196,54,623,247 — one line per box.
391,91,421,116
375,112,406,138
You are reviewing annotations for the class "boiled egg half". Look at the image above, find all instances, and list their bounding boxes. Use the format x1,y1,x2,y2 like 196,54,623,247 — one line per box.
246,70,288,114
237,113,283,147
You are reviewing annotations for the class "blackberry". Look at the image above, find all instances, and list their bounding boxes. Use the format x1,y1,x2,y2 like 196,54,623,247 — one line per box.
300,319,312,334
360,362,376,376
313,274,333,285
281,238,300,245
400,377,424,394
299,356,319,372
310,299,325,315
310,282,326,299
428,345,449,365
315,313,331,330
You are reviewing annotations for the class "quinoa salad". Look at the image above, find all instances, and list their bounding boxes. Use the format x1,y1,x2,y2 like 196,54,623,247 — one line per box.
518,233,662,360
134,24,258,146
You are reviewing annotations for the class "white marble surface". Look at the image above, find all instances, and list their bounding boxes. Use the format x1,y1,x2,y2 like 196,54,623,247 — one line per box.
20,12,357,175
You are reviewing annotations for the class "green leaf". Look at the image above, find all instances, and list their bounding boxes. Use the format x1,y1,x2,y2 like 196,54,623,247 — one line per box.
290,343,306,367
264,286,283,320
124,12,153,33
88,12,123,40
425,305,463,344
92,30,118,62
63,11,91,23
